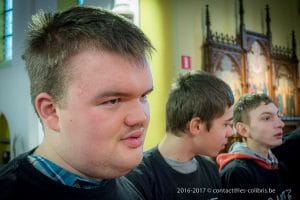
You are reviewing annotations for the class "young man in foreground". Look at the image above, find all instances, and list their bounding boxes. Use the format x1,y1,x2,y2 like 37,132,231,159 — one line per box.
0,6,154,199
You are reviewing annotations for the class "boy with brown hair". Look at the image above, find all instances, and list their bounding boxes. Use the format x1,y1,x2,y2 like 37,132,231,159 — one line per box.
217,93,293,199
127,70,234,200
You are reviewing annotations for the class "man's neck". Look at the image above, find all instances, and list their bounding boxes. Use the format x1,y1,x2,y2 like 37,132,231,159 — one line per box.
158,133,195,162
246,140,270,158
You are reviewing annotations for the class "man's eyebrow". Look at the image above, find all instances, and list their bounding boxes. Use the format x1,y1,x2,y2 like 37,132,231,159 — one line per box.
96,87,154,99
226,117,233,122
143,87,154,96
96,91,131,99
259,111,278,116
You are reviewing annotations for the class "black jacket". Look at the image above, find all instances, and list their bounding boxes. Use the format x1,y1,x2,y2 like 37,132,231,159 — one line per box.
126,146,222,200
273,127,300,200
220,158,293,200
0,150,144,200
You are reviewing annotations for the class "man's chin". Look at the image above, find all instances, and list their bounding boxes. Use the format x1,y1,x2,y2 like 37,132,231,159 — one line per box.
122,155,143,173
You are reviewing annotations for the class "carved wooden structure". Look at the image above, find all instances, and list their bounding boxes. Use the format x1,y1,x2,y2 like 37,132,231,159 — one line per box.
204,0,300,133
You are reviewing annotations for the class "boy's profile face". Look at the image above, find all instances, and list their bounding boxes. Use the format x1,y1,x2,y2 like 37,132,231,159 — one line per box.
197,106,234,157
247,102,285,149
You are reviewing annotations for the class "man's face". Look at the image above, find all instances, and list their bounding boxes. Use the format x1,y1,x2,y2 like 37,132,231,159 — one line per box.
247,102,284,149
198,106,234,157
54,49,153,179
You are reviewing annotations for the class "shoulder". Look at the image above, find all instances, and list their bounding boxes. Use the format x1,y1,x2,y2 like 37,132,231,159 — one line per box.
115,176,141,192
0,160,19,188
126,147,164,177
125,147,159,193
273,128,300,157
220,159,255,186
142,146,161,161
135,146,168,171
221,158,257,173
129,147,160,172
285,127,300,141
0,151,31,180
102,177,144,200
0,151,33,197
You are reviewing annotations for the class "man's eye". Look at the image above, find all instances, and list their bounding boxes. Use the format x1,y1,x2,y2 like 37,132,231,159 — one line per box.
263,116,271,121
104,98,121,105
225,123,233,128
140,94,148,102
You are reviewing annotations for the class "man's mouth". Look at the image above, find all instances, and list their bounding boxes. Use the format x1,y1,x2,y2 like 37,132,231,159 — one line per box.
121,129,144,148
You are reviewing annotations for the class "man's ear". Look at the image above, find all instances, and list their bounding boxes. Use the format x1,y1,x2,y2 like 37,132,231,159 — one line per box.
35,93,60,132
235,122,249,138
188,117,204,136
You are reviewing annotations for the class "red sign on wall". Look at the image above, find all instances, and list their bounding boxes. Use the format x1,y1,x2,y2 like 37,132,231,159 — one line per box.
181,55,191,69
